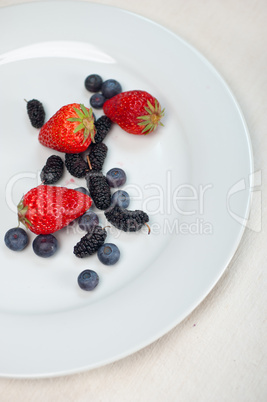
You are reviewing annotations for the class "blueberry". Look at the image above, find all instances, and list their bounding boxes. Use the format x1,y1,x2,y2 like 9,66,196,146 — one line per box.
97,243,120,266
101,79,122,99
106,168,127,187
78,211,99,232
90,93,106,109
32,234,58,258
75,186,90,196
78,269,99,291
4,227,29,251
84,74,103,92
111,190,130,208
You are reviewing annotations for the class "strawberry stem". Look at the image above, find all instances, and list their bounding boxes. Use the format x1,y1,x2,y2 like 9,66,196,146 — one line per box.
17,198,32,228
67,104,96,143
137,99,165,134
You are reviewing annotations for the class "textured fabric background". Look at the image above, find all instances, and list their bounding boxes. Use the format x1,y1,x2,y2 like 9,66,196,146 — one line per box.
0,0,266,401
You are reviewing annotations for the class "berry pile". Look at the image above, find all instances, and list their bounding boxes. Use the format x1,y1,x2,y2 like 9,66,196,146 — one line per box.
4,72,165,292
85,74,122,109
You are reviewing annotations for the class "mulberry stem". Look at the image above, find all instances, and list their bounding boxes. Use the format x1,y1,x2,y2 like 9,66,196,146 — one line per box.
86,154,92,170
145,222,151,235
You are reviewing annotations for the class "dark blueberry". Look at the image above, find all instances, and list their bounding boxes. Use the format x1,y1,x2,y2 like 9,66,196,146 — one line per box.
97,243,120,266
75,186,90,196
101,79,122,99
90,93,106,109
32,234,58,258
78,269,99,291
4,227,29,251
106,168,127,188
84,74,103,92
111,190,130,208
78,211,99,232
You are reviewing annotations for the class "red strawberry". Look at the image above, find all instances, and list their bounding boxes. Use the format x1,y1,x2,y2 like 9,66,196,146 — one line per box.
38,103,96,153
17,185,92,235
103,90,165,135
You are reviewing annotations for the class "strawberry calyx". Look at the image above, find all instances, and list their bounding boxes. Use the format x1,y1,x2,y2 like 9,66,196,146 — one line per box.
67,104,96,143
17,198,32,228
137,99,165,134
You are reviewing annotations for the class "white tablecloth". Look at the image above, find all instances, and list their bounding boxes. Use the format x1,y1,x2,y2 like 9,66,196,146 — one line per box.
0,0,266,400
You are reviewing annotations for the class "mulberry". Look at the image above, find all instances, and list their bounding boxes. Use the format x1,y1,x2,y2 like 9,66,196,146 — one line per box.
73,225,107,258
88,143,108,171
40,155,64,184
65,153,88,178
26,99,45,128
86,170,111,210
94,115,112,143
104,205,149,232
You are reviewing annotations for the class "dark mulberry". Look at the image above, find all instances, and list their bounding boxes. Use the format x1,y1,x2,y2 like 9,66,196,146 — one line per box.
40,155,64,184
26,99,45,128
94,115,112,143
104,205,149,232
73,225,107,258
86,170,111,210
65,153,88,178
88,143,108,171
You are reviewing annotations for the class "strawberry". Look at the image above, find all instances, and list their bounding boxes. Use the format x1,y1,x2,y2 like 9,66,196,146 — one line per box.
103,90,165,135
38,103,96,153
17,185,92,235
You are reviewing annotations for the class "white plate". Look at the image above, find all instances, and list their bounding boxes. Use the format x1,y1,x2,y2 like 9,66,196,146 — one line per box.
0,1,253,378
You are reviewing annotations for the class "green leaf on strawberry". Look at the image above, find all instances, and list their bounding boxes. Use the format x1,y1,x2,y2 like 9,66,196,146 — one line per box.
17,198,32,227
67,104,95,143
137,99,165,134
